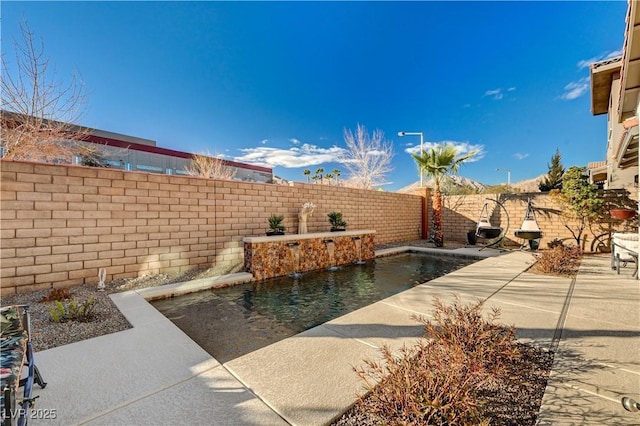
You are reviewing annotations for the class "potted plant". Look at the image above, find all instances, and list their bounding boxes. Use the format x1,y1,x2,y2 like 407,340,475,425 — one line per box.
266,214,285,236
466,230,477,246
328,211,347,232
610,208,637,220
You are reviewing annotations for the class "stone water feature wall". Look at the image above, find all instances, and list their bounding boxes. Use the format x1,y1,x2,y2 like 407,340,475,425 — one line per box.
243,230,375,280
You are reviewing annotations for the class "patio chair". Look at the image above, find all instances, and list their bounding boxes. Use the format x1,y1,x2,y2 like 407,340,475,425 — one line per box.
514,198,543,250
1,305,47,426
475,200,502,239
474,198,509,251
611,232,639,277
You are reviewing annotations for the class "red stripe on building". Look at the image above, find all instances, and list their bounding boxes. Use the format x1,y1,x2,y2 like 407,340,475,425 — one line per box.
83,134,272,173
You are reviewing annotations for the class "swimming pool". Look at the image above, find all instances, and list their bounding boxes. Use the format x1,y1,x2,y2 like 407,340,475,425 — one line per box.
151,252,477,362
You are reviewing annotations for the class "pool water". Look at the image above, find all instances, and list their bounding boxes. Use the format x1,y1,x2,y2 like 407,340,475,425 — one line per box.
151,252,477,362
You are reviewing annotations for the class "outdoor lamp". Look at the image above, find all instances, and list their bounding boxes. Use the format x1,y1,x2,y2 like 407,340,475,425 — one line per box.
398,131,424,187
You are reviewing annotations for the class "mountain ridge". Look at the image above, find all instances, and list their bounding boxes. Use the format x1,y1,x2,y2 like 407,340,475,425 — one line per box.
396,174,546,193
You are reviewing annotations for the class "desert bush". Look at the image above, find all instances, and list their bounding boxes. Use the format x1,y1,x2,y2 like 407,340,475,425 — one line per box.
49,297,97,323
533,245,581,276
41,287,71,302
354,296,522,425
546,238,565,249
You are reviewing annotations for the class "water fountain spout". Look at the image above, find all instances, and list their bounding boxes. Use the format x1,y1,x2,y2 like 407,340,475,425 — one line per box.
324,239,338,271
287,242,302,278
352,237,366,265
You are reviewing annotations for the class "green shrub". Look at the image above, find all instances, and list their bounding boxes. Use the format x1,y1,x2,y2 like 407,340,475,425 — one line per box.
268,214,285,232
49,297,97,323
328,211,347,229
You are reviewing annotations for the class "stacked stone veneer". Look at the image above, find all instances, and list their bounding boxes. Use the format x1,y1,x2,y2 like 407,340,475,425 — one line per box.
0,160,422,295
244,231,375,280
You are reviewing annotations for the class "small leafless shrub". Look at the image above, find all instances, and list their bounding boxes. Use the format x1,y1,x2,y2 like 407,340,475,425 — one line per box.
41,287,71,302
354,296,522,425
533,245,581,276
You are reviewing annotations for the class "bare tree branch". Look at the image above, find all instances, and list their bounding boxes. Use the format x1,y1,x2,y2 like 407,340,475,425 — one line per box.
340,124,394,189
1,19,89,162
185,152,237,180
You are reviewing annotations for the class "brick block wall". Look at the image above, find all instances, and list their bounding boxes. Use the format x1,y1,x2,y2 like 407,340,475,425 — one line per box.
441,193,621,249
0,160,422,295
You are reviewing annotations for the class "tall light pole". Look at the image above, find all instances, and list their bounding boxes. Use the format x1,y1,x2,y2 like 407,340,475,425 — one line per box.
398,131,424,187
497,168,511,188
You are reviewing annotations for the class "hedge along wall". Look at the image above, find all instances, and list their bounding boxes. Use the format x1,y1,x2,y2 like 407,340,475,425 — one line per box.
0,160,424,295
440,192,617,249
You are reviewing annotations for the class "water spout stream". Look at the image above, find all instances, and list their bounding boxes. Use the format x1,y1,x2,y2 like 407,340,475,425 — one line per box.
352,237,365,265
287,242,302,278
324,239,338,271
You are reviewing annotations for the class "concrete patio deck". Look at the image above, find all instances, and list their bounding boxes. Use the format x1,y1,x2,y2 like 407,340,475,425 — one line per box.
25,248,640,425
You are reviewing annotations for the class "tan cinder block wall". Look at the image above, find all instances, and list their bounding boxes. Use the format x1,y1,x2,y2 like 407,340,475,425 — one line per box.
441,193,615,249
0,160,422,295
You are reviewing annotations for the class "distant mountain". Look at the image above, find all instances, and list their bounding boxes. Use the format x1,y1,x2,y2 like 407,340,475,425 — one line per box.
397,176,486,194
510,174,546,193
397,174,547,194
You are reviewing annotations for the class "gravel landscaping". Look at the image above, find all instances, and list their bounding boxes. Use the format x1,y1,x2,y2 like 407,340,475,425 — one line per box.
1,261,243,351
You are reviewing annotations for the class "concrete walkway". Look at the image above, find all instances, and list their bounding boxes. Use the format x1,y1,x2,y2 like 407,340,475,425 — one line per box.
27,248,639,425
537,254,640,425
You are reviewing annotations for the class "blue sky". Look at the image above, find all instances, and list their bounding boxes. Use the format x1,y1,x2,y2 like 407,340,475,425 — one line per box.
2,1,627,190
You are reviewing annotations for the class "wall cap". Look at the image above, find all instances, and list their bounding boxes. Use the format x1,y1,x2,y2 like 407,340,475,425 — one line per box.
244,230,376,244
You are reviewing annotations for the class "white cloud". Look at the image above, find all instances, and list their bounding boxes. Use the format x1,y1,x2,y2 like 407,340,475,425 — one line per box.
195,150,228,158
289,138,301,145
560,77,590,100
577,50,622,70
484,88,504,100
483,87,515,100
404,140,485,162
513,152,529,160
562,51,621,100
235,143,345,168
260,139,269,145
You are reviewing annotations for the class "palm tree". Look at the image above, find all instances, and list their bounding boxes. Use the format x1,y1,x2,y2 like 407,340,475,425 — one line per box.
332,169,341,185
303,169,311,183
325,173,333,184
412,144,476,247
312,174,319,184
316,168,324,185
